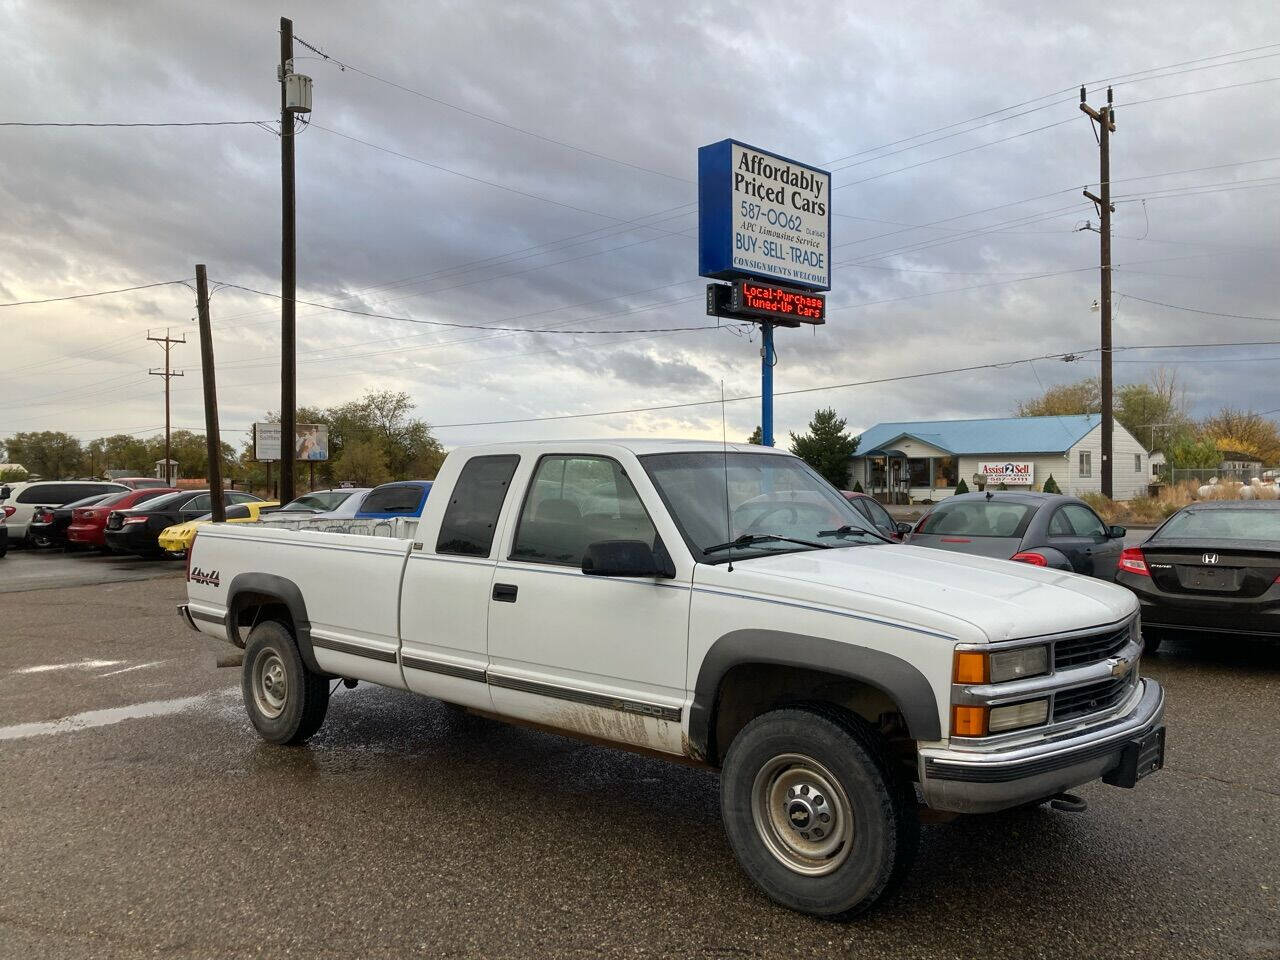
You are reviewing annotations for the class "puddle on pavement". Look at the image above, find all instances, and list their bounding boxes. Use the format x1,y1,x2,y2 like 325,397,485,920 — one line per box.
0,695,205,741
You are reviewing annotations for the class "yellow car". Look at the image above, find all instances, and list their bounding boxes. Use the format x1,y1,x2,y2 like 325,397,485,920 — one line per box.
158,501,280,555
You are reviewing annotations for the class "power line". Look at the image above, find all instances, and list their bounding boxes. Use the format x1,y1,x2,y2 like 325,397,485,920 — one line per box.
292,33,691,185
0,279,191,308
211,281,730,335
0,120,271,128
1116,293,1280,322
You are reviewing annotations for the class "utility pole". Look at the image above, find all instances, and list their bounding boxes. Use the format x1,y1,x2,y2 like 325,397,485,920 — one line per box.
279,15,298,505
1081,85,1116,499
761,322,775,447
195,265,225,523
148,329,186,485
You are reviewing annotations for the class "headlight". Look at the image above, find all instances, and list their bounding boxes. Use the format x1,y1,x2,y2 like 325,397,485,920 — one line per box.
989,645,1049,683
953,645,1050,684
988,699,1049,732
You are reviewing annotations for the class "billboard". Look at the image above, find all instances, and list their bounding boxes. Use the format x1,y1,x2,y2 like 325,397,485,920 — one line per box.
254,423,329,462
978,461,1034,485
698,139,831,291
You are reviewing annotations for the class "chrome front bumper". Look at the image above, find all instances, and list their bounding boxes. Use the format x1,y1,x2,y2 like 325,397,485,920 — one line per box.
918,677,1165,813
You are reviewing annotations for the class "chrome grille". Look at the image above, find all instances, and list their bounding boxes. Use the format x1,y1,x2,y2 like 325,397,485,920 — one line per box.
1053,674,1134,722
1053,625,1130,669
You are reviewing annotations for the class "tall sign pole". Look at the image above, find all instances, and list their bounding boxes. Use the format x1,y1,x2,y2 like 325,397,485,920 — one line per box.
699,140,831,448
279,16,297,505
195,264,226,523
1081,86,1116,499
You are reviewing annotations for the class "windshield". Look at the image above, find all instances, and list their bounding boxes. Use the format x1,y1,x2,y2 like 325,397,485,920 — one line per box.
641,452,879,562
281,491,350,512
1157,508,1280,541
917,500,1035,538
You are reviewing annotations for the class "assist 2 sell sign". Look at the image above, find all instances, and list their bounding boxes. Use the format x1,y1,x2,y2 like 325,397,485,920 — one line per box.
979,461,1035,485
698,139,831,291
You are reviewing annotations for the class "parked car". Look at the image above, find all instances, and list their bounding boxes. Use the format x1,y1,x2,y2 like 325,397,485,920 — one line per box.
111,477,175,490
26,492,119,549
0,505,10,557
277,488,371,518
67,487,179,548
105,489,263,557
353,480,432,519
841,491,912,541
181,440,1164,920
158,501,281,555
1116,500,1280,653
907,491,1126,578
0,480,129,546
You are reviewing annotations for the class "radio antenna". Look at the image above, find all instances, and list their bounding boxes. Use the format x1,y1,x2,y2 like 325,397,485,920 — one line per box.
721,380,733,572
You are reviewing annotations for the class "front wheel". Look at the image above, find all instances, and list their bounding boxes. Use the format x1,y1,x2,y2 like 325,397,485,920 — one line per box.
720,707,918,919
242,620,329,745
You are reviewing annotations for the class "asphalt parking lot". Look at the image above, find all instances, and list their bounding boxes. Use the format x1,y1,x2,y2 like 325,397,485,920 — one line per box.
1,559,1278,959
0,544,179,594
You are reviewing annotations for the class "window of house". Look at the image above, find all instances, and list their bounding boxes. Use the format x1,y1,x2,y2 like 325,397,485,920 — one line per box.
1134,453,1142,473
933,457,958,488
907,458,930,487
1079,451,1092,478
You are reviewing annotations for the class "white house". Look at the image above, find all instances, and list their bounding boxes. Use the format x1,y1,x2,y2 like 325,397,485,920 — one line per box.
848,414,1150,503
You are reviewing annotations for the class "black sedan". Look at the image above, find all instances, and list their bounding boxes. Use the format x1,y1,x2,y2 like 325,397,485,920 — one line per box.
907,491,1126,578
26,492,120,549
1116,501,1280,652
105,489,263,557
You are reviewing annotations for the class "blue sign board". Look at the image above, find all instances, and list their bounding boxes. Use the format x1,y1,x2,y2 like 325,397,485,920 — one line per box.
698,139,832,292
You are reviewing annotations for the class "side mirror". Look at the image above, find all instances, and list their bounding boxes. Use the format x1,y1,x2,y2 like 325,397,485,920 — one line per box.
1108,525,1127,539
582,540,673,578
895,521,913,536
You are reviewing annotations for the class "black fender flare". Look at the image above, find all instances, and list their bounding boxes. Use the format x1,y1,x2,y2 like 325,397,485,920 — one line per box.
688,629,942,762
226,573,323,674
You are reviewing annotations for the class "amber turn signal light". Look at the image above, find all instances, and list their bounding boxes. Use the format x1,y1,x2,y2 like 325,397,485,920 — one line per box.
952,705,988,736
953,651,989,684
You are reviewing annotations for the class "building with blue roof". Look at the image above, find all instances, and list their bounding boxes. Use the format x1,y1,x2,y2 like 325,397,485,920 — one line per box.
848,414,1150,503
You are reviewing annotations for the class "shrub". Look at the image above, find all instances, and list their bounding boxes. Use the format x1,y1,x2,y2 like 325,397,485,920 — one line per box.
954,477,969,495
852,480,864,493
1042,474,1061,494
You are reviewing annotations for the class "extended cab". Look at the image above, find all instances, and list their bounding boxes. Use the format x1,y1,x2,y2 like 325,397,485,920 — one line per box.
180,440,1165,919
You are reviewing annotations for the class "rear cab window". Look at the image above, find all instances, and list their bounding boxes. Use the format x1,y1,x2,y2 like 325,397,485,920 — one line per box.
436,455,520,557
361,485,427,516
918,500,1035,538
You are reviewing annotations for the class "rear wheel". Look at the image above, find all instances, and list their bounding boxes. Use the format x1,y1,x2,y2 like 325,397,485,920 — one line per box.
720,706,918,919
242,620,329,745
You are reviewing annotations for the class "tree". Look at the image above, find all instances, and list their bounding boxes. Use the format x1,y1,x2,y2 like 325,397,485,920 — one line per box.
332,438,392,487
789,408,859,489
1042,474,1061,494
0,465,28,483
1016,378,1100,418
1165,434,1221,470
3,431,84,478
1201,407,1280,464
747,425,763,445
953,477,969,495
1115,369,1189,448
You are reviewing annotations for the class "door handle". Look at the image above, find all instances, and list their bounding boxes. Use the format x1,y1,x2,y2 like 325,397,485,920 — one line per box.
492,583,518,603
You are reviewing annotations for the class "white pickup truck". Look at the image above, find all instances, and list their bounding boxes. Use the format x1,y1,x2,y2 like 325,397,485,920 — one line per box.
180,439,1165,918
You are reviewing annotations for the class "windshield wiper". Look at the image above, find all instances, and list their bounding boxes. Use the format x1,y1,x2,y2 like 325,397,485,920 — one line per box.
703,533,832,555
818,525,884,541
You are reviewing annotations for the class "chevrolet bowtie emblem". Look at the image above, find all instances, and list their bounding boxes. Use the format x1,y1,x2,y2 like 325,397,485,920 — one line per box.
1109,657,1131,678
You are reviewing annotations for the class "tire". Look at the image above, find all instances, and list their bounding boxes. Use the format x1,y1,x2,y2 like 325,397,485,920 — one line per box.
1143,628,1164,655
241,620,330,745
720,706,918,919
30,534,53,549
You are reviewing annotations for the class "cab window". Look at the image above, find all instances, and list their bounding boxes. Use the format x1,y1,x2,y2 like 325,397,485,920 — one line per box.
511,455,656,567
436,455,519,557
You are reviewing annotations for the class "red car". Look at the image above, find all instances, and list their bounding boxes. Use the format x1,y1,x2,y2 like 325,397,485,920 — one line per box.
841,491,912,541
113,477,175,490
67,487,178,547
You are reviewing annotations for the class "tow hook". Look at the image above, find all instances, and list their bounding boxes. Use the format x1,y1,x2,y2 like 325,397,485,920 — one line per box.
1049,792,1088,813
342,678,358,689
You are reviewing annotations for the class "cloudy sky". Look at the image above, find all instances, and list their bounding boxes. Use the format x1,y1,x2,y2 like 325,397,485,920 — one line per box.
2,0,1278,454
